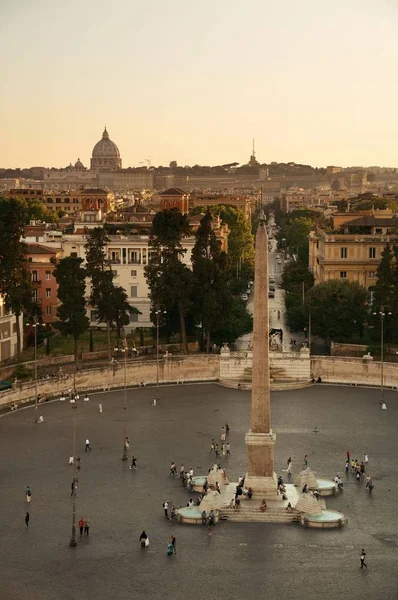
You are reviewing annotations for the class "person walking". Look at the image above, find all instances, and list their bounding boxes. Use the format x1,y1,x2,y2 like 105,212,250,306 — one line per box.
25,512,30,528
171,535,176,555
226,442,231,457
287,457,292,474
169,462,177,476
140,531,148,548
225,423,230,437
163,501,169,518
78,517,84,536
25,486,32,503
125,437,130,450
130,455,138,470
179,464,185,479
360,549,367,569
84,517,90,535
303,455,308,468
220,427,226,443
85,439,91,452
208,510,215,536
209,438,215,453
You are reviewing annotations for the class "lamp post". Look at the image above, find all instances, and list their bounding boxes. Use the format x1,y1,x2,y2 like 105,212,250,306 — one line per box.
373,304,391,407
155,305,167,404
114,335,128,461
69,396,77,547
32,318,41,424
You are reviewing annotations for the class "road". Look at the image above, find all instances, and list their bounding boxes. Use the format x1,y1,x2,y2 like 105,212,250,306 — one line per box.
1,384,398,600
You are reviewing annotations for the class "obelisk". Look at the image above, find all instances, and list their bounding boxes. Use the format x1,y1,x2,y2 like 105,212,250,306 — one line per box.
244,211,278,497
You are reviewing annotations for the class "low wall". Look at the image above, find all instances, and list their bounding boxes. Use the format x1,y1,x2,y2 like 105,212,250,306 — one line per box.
311,356,398,388
0,355,219,409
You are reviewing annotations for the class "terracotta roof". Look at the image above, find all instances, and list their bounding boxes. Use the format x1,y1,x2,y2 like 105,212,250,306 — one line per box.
27,243,57,255
159,187,187,196
25,226,46,236
344,216,398,227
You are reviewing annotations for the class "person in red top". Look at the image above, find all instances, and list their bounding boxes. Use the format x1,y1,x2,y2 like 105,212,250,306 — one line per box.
78,517,84,536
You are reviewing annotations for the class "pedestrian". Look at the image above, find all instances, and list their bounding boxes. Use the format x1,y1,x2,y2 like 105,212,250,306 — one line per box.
346,450,351,461
221,443,226,457
208,510,215,536
130,455,137,470
345,459,349,473
171,535,176,554
303,455,308,468
226,442,231,457
84,393,89,402
140,531,148,548
169,462,177,476
84,517,90,535
71,479,77,496
215,444,220,459
225,423,230,437
25,486,32,503
125,437,130,450
179,464,185,479
98,403,103,413
25,512,29,527
364,453,369,464
216,481,221,494
85,439,91,452
209,438,215,453
167,536,174,556
163,501,169,518
356,470,361,483
220,426,226,442
360,549,367,569
287,457,292,474
78,517,84,536
201,510,207,525
302,484,308,494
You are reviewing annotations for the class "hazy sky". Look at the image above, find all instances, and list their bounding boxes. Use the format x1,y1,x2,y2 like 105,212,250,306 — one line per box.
1,0,398,169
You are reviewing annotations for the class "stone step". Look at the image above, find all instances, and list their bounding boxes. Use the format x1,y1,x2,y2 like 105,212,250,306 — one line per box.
220,513,300,523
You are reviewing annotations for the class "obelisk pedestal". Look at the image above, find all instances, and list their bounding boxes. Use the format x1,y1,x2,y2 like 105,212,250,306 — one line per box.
244,212,279,499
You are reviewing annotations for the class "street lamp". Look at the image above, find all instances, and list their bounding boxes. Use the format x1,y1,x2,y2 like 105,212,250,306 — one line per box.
32,318,42,424
114,335,128,461
69,395,77,547
373,304,392,408
154,305,167,404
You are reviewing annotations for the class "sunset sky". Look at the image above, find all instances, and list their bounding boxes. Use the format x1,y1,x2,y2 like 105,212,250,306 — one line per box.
1,0,398,169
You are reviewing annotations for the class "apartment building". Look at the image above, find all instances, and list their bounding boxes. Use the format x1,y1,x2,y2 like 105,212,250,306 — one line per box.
26,244,63,324
0,296,23,361
309,212,398,288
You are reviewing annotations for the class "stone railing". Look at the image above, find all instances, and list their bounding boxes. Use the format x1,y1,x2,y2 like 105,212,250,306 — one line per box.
311,356,398,389
0,355,219,409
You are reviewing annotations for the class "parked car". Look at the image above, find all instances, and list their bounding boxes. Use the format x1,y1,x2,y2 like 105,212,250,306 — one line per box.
240,293,248,301
0,380,12,391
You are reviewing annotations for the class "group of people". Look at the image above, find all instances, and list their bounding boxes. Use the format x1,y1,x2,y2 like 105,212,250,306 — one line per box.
345,451,373,492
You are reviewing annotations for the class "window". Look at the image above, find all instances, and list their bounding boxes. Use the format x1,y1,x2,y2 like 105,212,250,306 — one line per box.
64,198,70,203
369,247,376,259
73,198,79,204
112,270,118,276
368,271,376,278
130,285,138,298
131,270,137,277
56,198,61,204
31,270,38,282
70,252,78,257
46,288,51,298
129,312,139,323
340,271,347,279
47,198,53,203
340,247,347,259
32,290,38,302
45,271,51,280
46,306,52,315
28,257,33,262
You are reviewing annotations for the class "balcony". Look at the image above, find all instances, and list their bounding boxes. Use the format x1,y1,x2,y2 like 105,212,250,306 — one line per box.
109,259,121,264
128,258,141,265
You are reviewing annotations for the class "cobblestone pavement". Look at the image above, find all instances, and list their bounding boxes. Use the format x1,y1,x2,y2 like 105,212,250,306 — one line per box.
1,384,398,600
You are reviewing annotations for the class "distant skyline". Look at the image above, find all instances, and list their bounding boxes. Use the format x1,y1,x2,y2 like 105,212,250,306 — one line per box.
1,0,398,169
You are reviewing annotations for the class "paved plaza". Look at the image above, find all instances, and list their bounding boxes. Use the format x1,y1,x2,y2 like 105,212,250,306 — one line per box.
1,383,398,600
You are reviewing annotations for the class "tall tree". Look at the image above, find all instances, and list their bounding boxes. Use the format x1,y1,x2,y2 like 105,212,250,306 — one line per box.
145,209,193,353
372,243,398,342
191,211,232,351
307,280,368,341
85,228,115,359
0,197,33,358
53,257,89,361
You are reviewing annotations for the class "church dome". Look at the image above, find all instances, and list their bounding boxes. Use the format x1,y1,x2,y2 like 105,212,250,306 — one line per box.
74,158,85,170
90,127,122,171
92,127,120,158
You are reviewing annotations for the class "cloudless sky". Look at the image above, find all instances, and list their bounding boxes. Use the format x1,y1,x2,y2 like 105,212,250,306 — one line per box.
1,0,398,168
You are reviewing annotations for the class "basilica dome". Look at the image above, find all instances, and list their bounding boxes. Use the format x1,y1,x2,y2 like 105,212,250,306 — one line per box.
90,127,122,171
